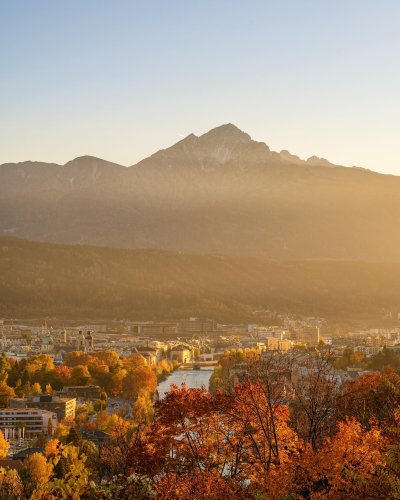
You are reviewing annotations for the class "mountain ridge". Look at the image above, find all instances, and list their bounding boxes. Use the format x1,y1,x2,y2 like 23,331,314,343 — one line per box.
1,124,399,261
1,124,380,174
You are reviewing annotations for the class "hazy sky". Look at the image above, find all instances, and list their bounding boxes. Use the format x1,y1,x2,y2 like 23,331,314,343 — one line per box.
1,0,400,174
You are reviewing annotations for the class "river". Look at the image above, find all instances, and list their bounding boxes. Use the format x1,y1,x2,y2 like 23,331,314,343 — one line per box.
157,368,214,399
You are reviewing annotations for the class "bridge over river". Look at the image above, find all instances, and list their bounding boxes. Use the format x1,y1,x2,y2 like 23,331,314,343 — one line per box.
179,360,218,369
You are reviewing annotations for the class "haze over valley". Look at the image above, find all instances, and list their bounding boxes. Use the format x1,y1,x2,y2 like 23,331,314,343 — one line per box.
2,124,400,262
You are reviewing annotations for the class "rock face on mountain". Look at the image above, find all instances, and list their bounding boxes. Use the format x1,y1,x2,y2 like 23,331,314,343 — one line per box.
1,124,400,261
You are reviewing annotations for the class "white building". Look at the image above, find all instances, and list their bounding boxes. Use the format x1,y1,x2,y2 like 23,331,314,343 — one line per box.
0,408,58,439
171,345,192,364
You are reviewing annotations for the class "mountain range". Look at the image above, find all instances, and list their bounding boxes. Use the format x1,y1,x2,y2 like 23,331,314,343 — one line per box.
2,124,400,261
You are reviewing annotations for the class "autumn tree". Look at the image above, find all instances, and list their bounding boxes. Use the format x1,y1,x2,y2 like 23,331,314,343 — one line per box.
339,369,400,428
123,353,147,370
65,351,89,368
290,354,341,448
99,473,157,498
71,364,91,386
92,350,121,370
32,443,94,499
154,359,174,381
150,381,300,495
33,432,47,449
0,380,15,407
157,470,245,500
45,438,61,458
0,468,23,500
110,368,127,396
380,407,400,499
48,417,54,436
98,420,143,478
26,354,54,375
0,431,9,459
333,347,366,370
132,392,154,424
209,348,259,394
21,452,53,496
54,417,75,441
0,353,10,383
292,418,387,498
75,403,94,425
219,380,301,495
86,359,110,389
49,365,72,389
32,382,42,395
368,346,400,372
145,385,220,478
122,367,157,400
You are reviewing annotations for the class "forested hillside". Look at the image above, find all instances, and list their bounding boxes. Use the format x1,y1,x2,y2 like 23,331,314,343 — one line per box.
1,237,400,321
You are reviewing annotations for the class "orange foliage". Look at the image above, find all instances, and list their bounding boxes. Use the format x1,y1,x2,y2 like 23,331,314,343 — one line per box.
157,471,246,499
339,370,400,428
0,430,9,460
122,366,157,400
148,382,300,495
293,418,386,498
45,439,61,457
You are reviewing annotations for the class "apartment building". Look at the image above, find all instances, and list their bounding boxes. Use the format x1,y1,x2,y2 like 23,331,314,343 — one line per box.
57,385,102,401
0,408,58,439
296,327,320,347
10,394,76,421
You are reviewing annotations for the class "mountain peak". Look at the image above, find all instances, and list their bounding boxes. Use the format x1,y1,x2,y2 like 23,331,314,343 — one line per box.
199,123,252,144
209,123,242,133
64,155,124,170
65,155,105,166
135,124,272,169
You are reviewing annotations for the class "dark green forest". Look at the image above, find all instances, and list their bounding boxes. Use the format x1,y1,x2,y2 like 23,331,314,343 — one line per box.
1,237,400,322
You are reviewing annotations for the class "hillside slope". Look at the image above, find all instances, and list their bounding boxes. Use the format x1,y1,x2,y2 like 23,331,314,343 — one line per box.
1,238,400,321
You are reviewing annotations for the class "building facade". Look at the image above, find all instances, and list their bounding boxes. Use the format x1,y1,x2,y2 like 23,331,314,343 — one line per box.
0,408,58,439
170,345,192,363
10,394,76,421
57,385,102,401
296,327,320,347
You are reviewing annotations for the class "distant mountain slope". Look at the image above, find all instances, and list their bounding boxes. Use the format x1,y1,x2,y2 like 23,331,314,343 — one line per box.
1,237,400,321
1,124,400,261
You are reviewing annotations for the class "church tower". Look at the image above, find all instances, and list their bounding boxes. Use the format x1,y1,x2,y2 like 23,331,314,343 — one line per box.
84,330,94,352
76,330,85,351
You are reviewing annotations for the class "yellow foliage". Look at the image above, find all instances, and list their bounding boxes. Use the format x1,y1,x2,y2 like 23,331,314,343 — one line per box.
0,431,9,460
45,438,61,457
0,467,23,499
24,452,53,484
132,392,154,424
53,418,74,441
32,382,42,395
123,353,147,370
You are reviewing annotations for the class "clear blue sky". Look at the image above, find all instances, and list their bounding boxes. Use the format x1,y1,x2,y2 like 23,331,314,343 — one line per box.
1,0,400,174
